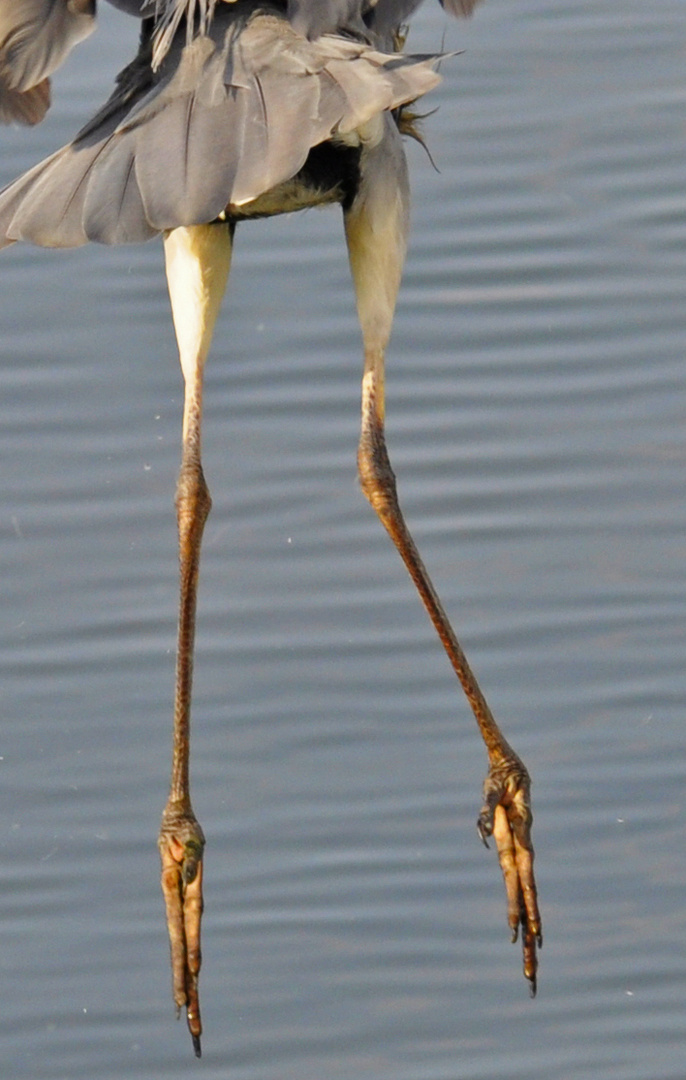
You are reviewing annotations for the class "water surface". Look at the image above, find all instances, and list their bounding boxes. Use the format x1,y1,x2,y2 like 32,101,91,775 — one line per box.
1,2,685,1077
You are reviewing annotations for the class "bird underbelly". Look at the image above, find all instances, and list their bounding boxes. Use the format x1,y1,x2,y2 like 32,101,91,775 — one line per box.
226,176,342,220
224,139,362,222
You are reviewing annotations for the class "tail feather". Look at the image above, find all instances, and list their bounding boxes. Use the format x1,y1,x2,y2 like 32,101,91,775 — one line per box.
83,142,157,244
0,6,443,247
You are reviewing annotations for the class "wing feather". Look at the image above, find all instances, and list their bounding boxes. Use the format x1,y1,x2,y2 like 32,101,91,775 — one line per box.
0,0,95,125
2,141,104,246
0,4,445,243
83,140,157,242
288,0,485,42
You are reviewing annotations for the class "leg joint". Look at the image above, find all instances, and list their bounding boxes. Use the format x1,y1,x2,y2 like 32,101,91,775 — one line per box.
175,460,212,535
357,414,398,516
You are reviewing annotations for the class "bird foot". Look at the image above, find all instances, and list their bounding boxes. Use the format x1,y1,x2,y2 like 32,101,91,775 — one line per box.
477,754,542,995
158,801,206,1056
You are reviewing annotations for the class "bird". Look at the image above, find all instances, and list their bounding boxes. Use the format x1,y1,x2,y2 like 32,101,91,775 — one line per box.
0,0,541,1057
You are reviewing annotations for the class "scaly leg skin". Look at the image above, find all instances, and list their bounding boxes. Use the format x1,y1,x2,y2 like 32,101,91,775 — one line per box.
359,373,542,993
157,454,212,1054
478,752,542,994
157,450,210,1055
159,802,205,1055
159,223,233,1055
344,115,541,992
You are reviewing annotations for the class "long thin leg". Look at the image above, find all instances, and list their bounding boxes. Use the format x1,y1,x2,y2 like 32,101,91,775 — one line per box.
344,117,541,992
158,222,233,1055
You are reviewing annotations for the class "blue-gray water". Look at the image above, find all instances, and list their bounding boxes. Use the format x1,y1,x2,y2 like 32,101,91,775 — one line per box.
1,1,685,1076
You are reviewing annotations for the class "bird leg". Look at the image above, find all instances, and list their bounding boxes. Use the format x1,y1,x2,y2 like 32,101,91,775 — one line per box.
344,120,541,992
159,223,233,1055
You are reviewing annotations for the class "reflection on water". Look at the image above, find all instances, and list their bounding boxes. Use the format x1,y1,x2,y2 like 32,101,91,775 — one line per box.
1,1,686,1077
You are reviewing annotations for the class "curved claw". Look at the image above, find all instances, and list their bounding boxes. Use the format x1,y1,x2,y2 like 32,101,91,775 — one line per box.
478,755,542,994
181,837,204,886
158,802,206,1056
477,809,493,848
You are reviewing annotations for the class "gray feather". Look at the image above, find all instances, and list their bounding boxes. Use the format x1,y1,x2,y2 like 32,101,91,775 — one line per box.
287,0,484,43
83,141,157,242
0,0,95,124
0,143,95,246
0,75,51,125
287,0,367,40
0,2,445,245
